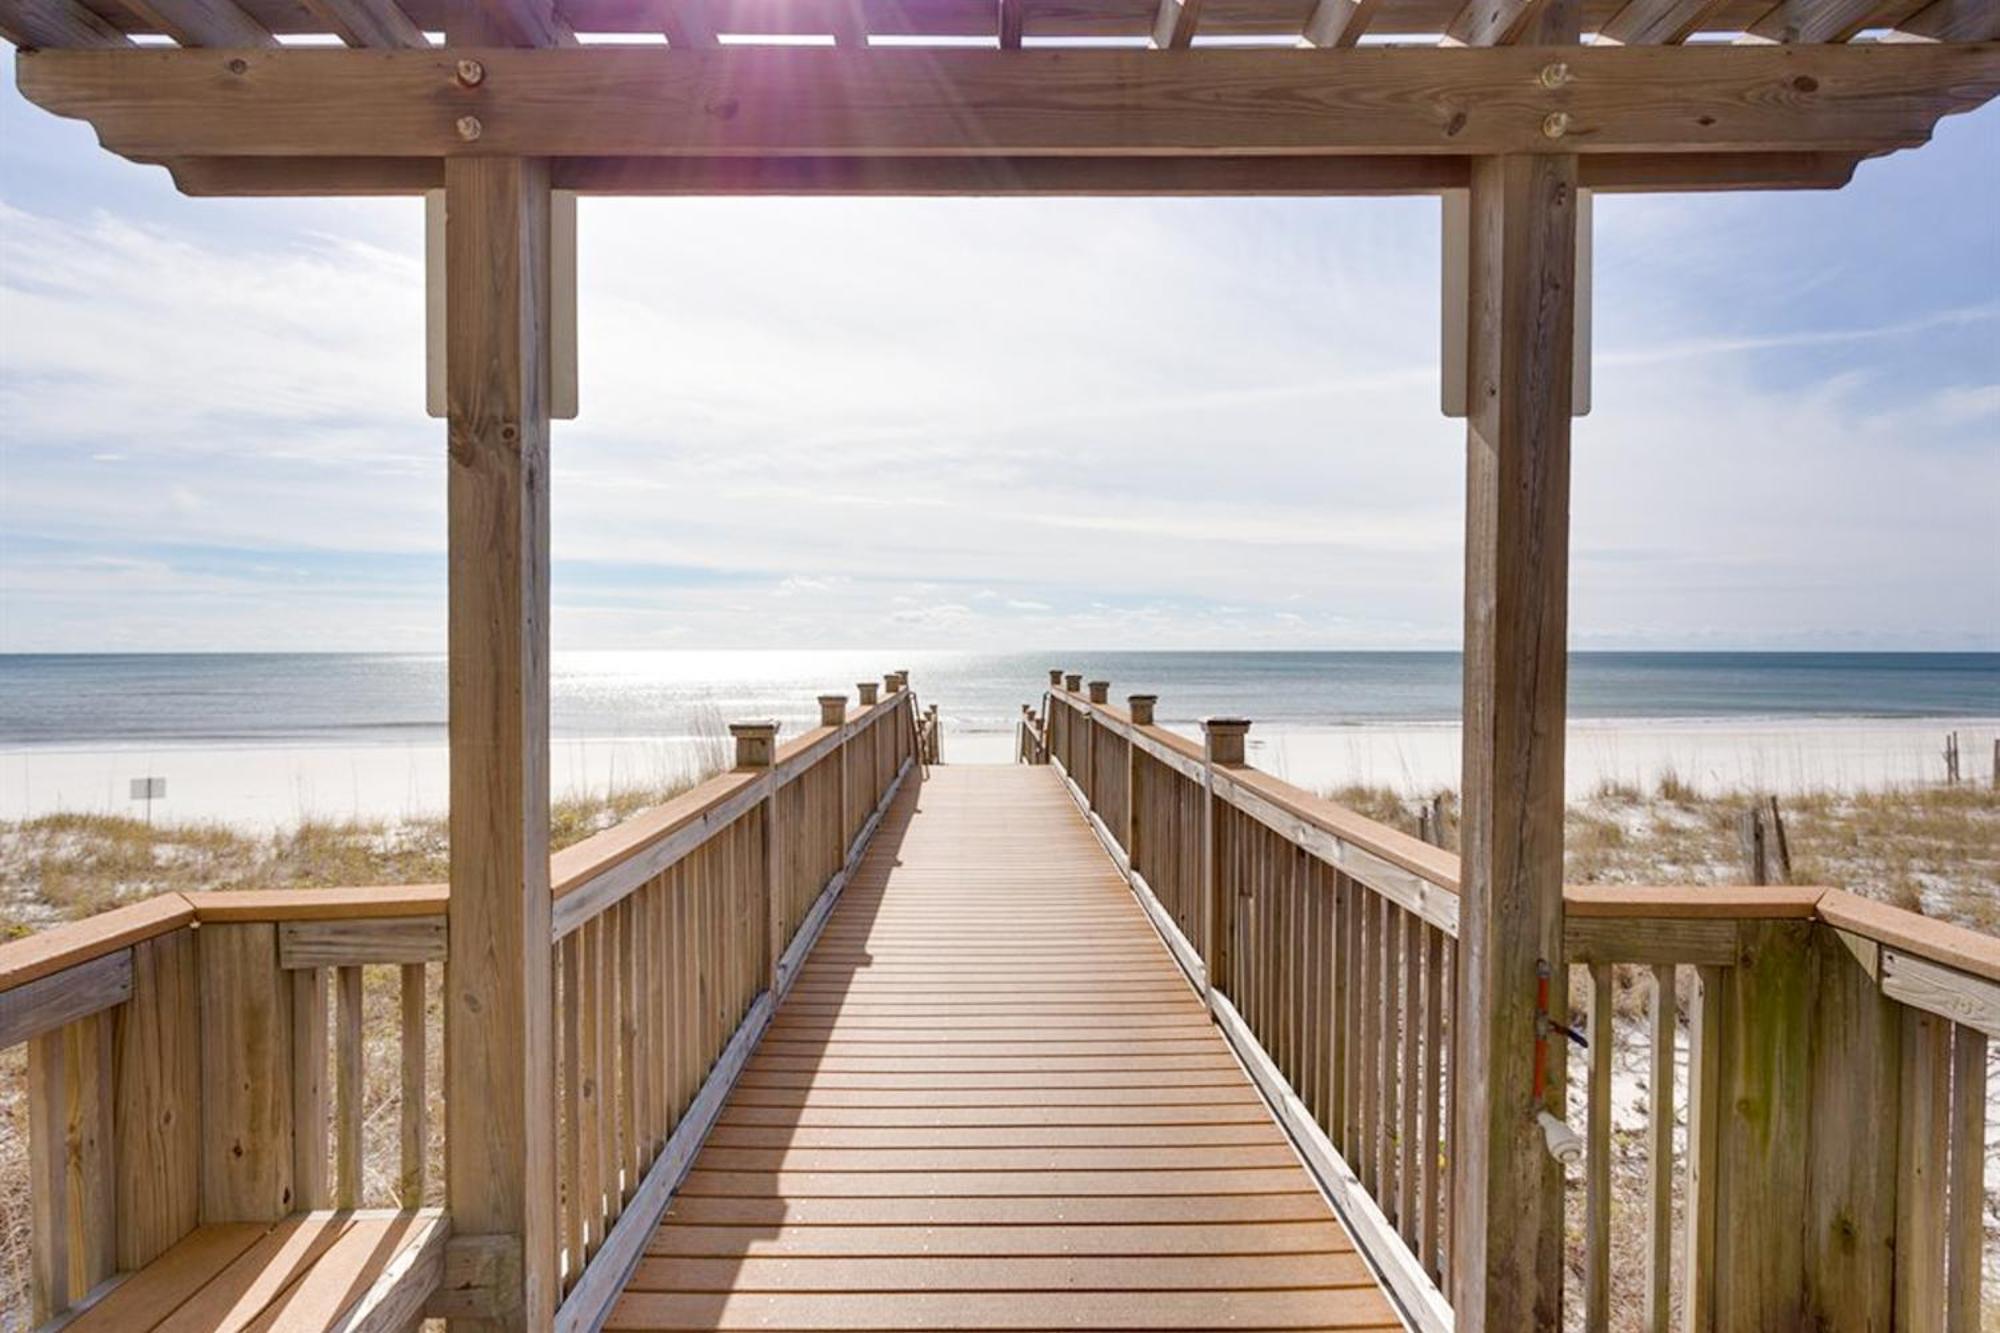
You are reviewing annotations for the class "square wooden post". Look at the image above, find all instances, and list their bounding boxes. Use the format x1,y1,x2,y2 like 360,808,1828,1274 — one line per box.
732,721,781,991
1451,150,1578,1333
442,153,557,1332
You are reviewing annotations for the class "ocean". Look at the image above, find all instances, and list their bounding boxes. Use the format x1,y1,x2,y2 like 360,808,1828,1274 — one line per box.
2,650,1995,747
2,652,1994,823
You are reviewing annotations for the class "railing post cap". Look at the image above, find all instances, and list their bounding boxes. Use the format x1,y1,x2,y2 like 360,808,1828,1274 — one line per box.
729,719,780,768
818,693,847,705
1086,679,1110,703
1128,693,1159,704
1063,672,1083,691
817,694,848,725
1048,668,1063,685
1201,717,1252,734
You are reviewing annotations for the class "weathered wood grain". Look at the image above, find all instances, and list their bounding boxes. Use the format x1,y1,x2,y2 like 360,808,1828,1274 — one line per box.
0,947,132,1049
115,927,201,1270
280,915,448,969
1452,148,1577,1333
442,151,558,1333
18,45,2000,162
197,921,294,1222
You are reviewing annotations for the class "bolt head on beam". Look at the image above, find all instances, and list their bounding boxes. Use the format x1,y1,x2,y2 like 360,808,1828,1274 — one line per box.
730,720,780,769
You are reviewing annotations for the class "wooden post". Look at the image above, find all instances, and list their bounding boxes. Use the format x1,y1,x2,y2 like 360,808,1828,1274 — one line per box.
1064,673,1082,694
1126,694,1155,859
733,721,781,991
823,694,848,861
1202,718,1249,1004
1048,668,1063,688
1087,679,1109,705
443,152,557,1332
1452,149,1579,1333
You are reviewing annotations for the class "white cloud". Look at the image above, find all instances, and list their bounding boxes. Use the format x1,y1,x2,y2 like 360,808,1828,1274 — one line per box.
1,146,1995,651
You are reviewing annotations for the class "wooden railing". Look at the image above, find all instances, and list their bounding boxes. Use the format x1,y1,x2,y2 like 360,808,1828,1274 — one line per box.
0,680,919,1331
1032,673,1994,1333
0,882,447,1323
545,682,916,1329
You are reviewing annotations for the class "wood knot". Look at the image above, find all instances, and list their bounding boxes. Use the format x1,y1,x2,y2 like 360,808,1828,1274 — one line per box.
226,58,248,75
1444,110,1468,138
500,422,520,443
1792,75,1819,94
709,97,741,121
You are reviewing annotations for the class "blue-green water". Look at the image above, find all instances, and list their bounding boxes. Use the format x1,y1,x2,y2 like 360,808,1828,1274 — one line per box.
0,651,1993,747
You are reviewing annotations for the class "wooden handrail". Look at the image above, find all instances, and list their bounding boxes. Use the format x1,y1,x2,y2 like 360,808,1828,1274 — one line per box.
0,894,195,994
1818,885,2000,983
1035,676,1997,1333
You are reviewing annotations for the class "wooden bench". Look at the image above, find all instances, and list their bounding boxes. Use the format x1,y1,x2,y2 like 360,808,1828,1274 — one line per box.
52,1209,446,1333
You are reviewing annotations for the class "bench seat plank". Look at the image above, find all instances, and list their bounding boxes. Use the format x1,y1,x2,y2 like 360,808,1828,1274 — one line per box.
52,1210,446,1333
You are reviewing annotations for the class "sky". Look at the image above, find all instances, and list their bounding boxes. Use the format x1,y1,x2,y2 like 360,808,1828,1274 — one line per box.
1,53,1995,654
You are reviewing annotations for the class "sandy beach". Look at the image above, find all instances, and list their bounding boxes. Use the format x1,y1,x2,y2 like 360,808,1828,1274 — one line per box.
5,715,1991,829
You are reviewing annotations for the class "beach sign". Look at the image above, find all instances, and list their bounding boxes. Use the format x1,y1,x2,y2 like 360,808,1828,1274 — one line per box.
131,776,165,822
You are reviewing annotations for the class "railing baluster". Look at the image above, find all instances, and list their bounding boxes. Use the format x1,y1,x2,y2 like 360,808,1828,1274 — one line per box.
1378,899,1399,1212
579,914,604,1255
1585,962,1613,1331
1420,924,1443,1277
1399,909,1421,1243
28,1027,68,1322
291,966,330,1210
1686,963,1722,1333
561,929,584,1287
335,963,363,1209
1946,1022,1987,1333
1646,964,1675,1333
399,961,426,1206
1896,1007,1951,1333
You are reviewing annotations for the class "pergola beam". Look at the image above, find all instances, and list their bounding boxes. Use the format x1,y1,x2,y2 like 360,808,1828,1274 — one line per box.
18,44,1999,161
1895,0,2000,39
149,148,1866,196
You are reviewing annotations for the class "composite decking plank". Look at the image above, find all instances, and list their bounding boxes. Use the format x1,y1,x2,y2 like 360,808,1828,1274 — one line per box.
604,1288,1402,1330
624,1253,1380,1292
610,766,1399,1332
645,1221,1354,1258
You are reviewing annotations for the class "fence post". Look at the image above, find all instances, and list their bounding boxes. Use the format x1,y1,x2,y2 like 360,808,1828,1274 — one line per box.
857,680,878,706
1127,694,1156,864
1201,718,1250,1005
731,721,780,991
820,694,848,867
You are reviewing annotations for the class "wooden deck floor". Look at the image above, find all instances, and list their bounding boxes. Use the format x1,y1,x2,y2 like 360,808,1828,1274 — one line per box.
607,765,1403,1332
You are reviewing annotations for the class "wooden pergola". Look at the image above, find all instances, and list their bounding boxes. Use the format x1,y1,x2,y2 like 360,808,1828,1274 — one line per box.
7,4,1998,1330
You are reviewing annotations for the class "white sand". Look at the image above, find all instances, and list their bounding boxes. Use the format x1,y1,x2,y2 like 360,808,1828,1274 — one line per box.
4,717,1991,830
953,716,1996,799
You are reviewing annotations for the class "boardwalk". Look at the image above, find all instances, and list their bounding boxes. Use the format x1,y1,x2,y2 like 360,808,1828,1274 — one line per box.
607,765,1403,1331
